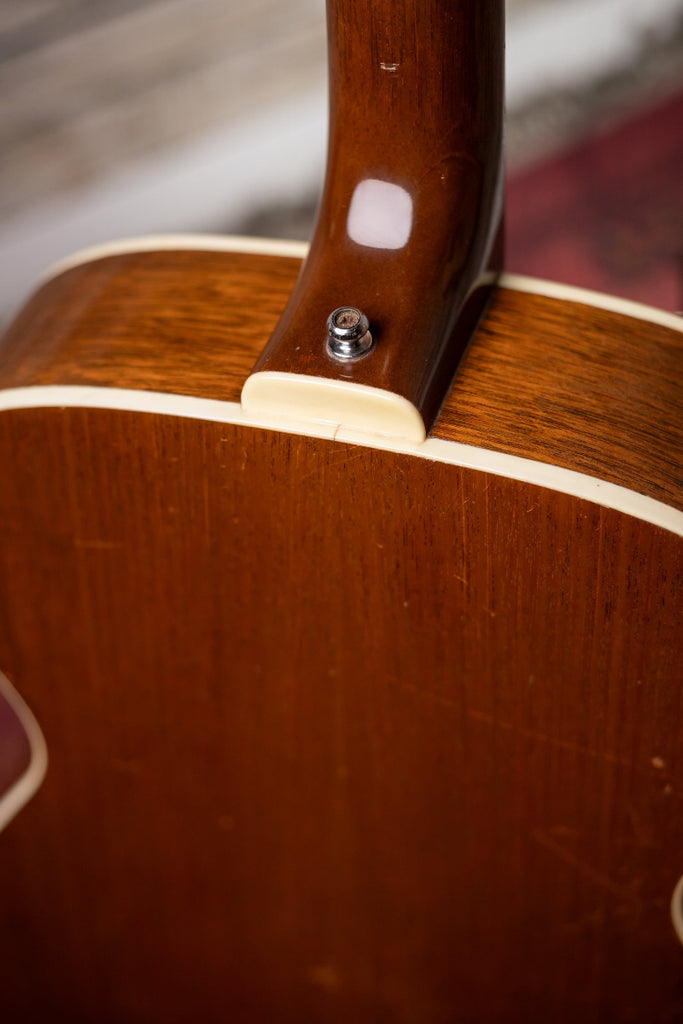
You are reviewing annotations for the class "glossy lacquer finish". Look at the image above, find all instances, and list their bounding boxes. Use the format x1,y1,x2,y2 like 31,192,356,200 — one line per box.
2,250,682,508
248,0,504,433
0,244,682,1020
1,408,682,1023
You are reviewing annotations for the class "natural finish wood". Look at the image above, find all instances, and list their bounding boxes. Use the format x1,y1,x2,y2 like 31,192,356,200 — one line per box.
1,0,681,1015
249,0,504,434
443,288,683,507
0,251,296,402
0,406,681,1022
1,250,681,509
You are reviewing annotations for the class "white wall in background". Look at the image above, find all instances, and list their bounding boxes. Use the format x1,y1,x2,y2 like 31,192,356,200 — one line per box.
507,0,682,106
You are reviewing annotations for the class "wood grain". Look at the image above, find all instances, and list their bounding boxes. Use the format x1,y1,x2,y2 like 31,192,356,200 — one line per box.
1,0,680,1015
0,251,297,401
443,287,683,507
250,0,504,434
0,406,681,1021
1,250,681,509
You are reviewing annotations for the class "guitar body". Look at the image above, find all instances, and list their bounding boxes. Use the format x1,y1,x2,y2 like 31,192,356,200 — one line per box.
0,240,682,1022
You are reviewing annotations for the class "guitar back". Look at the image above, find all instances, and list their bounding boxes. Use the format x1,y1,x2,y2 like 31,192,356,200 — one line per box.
0,240,681,1021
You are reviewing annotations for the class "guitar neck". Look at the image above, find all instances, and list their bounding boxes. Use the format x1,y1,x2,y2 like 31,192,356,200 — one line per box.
242,0,505,441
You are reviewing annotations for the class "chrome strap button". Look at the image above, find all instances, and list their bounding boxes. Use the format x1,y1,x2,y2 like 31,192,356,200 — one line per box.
326,307,373,361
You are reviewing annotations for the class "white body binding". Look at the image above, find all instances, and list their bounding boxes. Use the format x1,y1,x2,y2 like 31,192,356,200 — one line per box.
0,234,678,539
0,672,48,833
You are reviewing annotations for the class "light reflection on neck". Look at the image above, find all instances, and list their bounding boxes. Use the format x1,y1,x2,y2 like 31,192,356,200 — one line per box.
346,179,413,250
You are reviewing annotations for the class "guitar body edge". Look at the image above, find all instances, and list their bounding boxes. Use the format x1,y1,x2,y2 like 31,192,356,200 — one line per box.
0,240,681,1023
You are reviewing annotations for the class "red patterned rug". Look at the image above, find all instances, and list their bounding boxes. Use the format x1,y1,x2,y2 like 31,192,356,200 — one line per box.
506,89,683,312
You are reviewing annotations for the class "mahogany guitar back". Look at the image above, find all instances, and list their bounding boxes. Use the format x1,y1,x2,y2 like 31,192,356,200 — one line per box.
0,246,682,1022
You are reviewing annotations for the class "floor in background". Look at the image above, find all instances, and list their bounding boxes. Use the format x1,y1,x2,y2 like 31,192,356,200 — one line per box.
0,0,681,318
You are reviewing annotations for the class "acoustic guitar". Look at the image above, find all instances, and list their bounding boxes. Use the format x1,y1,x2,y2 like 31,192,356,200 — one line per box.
1,1,681,1020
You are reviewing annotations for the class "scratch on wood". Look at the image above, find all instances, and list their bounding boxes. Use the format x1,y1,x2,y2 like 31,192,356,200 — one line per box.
401,681,459,713
467,708,631,766
532,827,637,902
295,446,365,485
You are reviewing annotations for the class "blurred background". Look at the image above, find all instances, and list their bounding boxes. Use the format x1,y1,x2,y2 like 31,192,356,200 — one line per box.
0,0,681,324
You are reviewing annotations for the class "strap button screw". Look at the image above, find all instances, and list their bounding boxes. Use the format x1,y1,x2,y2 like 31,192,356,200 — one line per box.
326,307,373,360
